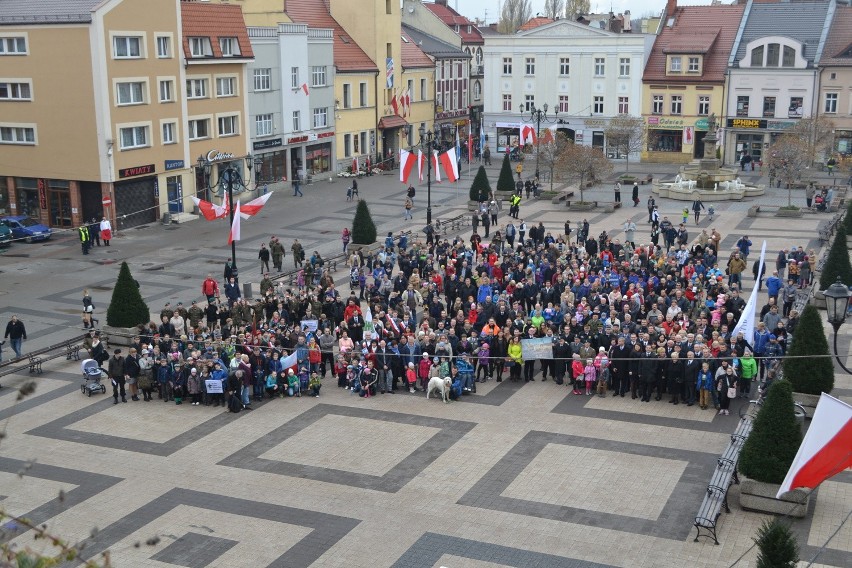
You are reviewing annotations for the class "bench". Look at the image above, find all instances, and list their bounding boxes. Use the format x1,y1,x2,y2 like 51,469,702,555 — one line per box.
564,200,621,212
0,335,88,384
550,190,575,205
818,213,843,243
693,417,753,544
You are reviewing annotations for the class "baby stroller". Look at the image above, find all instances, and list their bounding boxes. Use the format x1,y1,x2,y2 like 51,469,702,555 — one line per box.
81,358,107,397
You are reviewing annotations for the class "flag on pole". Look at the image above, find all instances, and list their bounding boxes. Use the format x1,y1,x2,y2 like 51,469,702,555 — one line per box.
239,192,273,217
732,241,767,340
776,393,852,498
191,196,227,220
467,124,473,163
439,150,459,182
391,92,400,116
228,201,241,245
300,83,309,96
399,149,416,184
455,126,461,161
280,350,297,371
418,149,425,181
432,150,441,182
352,156,359,173
479,122,485,157
404,88,411,116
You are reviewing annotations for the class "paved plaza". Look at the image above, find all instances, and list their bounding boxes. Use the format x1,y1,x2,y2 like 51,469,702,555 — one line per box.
0,163,850,567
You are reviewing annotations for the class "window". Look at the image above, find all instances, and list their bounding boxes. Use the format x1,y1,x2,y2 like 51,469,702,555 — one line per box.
311,66,326,87
119,125,148,149
188,37,212,57
342,84,352,108
619,57,630,77
502,94,512,111
762,96,776,118
219,38,240,57
525,57,535,75
559,57,570,76
353,133,360,154
670,95,682,115
688,57,699,72
782,46,795,67
254,68,271,92
618,96,629,114
473,81,481,101
0,125,35,144
502,57,512,75
652,95,664,115
766,43,779,67
750,46,764,67
290,67,299,89
736,96,749,117
824,93,838,113
113,36,141,58
156,36,171,58
360,132,367,155
187,119,210,140
789,96,803,118
256,113,273,137
669,56,681,72
524,95,534,112
559,95,569,113
594,58,605,76
343,134,351,157
386,0,392,14
162,122,176,145
158,80,173,103
186,78,208,99
419,79,425,101
312,107,327,128
0,37,27,54
116,81,144,105
593,96,604,115
216,76,236,97
698,95,710,116
360,82,368,106
292,110,301,131
0,82,31,101
218,115,238,137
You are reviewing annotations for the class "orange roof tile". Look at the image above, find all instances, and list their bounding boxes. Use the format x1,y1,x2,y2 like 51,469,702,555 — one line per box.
401,30,433,69
423,2,484,44
181,2,254,60
284,0,378,73
821,5,852,66
518,17,554,31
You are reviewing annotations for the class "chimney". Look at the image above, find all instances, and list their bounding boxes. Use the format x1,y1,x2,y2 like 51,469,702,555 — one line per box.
436,0,448,6
666,0,677,17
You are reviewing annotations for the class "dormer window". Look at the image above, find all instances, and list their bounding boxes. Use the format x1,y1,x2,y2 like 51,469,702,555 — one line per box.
220,37,240,57
750,46,763,66
688,57,700,72
189,37,212,57
454,25,460,33
782,46,795,67
749,42,797,68
467,25,472,33
669,56,681,72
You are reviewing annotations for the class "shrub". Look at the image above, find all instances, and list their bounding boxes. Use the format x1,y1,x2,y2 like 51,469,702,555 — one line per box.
738,380,803,484
351,200,377,245
783,304,834,394
470,166,491,202
754,518,799,568
106,262,151,328
843,198,852,237
819,222,852,290
496,152,515,192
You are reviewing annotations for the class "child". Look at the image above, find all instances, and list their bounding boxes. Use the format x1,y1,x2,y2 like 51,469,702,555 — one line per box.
406,362,417,394
583,359,597,396
571,353,584,395
287,369,300,397
595,354,610,397
682,207,689,224
696,362,714,410
309,372,322,397
298,366,310,394
265,371,280,398
475,342,491,382
418,353,432,392
335,357,348,388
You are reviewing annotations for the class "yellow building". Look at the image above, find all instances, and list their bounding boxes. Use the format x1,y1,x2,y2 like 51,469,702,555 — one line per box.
400,30,436,151
0,0,253,229
640,2,744,164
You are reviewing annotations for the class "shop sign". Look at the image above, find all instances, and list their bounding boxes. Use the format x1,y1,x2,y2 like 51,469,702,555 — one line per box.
164,160,185,171
584,119,607,127
647,116,660,125
695,118,709,131
253,138,282,150
288,135,308,144
767,120,795,131
37,179,47,209
435,108,468,120
118,163,155,178
727,118,766,129
317,131,335,139
206,150,235,162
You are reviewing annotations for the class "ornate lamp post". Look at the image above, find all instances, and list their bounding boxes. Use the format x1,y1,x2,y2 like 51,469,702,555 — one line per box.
519,102,558,182
196,155,212,202
417,124,441,225
823,276,851,374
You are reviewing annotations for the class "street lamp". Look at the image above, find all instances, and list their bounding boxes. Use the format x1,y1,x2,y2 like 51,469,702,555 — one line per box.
823,276,851,374
417,124,441,225
519,102,558,182
196,155,212,201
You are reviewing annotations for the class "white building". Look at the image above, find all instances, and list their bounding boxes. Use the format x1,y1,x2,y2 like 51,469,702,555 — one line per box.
482,19,654,157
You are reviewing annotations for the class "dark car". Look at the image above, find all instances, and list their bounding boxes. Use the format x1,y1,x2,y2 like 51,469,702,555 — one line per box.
0,222,11,247
0,216,52,243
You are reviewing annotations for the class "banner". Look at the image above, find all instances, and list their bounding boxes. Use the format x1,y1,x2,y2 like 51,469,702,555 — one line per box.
300,319,318,332
732,240,767,340
521,337,554,360
205,380,223,394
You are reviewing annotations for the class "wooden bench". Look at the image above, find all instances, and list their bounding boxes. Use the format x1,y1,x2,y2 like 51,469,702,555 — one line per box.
550,190,575,205
0,335,88,384
818,213,843,243
564,200,621,212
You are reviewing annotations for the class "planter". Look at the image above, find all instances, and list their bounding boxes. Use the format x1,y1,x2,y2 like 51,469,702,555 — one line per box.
775,208,805,218
568,202,595,211
809,288,827,309
793,392,820,417
738,474,810,517
467,200,480,211
348,243,373,253
102,325,138,347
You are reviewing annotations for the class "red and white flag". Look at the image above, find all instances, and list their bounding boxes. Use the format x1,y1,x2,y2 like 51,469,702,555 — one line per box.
432,150,442,182
468,128,473,163
390,92,400,116
417,149,426,181
300,83,309,96
404,88,411,116
352,156,360,173
776,393,852,498
399,149,416,184
439,150,459,182
228,201,241,245
240,191,273,218
521,125,537,146
191,196,227,220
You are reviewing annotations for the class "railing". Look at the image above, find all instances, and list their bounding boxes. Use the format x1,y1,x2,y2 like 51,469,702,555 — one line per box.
278,23,308,35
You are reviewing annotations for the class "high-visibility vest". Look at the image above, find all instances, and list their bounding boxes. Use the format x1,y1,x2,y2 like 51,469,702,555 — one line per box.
78,227,90,242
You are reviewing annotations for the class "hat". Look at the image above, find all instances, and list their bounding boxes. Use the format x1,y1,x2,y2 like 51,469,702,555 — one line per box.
113,349,121,354
599,347,606,352
191,368,197,374
408,362,414,368
769,334,777,340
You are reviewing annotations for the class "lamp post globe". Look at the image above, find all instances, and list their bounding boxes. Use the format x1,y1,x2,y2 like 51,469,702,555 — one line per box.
823,276,851,374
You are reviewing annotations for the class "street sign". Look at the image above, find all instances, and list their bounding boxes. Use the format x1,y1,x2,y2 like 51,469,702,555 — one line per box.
102,197,112,207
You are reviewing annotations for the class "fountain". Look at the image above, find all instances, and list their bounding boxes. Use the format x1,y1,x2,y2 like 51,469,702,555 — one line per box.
652,114,764,201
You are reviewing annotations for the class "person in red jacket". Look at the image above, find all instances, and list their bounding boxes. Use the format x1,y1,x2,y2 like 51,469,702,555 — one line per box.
202,274,219,303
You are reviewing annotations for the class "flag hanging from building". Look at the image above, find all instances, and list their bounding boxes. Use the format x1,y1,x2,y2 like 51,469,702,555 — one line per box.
228,201,241,245
479,122,486,156
385,57,394,88
404,88,411,116
300,83,309,96
776,393,852,498
390,91,400,116
732,240,767,340
439,150,459,182
399,149,416,184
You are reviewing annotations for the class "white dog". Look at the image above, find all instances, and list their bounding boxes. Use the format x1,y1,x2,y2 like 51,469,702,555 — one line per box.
426,376,452,403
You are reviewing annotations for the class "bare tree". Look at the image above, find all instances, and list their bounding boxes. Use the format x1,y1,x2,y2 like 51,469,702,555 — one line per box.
604,114,645,172
764,134,810,207
498,0,533,34
565,0,591,19
543,0,564,19
787,116,836,167
536,132,572,191
557,143,613,203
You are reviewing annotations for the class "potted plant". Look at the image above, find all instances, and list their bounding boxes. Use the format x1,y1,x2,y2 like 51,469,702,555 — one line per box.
844,199,852,248
754,518,799,568
783,304,834,413
104,261,151,346
350,199,377,248
819,223,852,296
469,166,491,210
738,380,809,516
494,153,516,198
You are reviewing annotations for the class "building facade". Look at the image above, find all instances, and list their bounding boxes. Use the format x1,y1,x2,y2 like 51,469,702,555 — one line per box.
819,5,852,158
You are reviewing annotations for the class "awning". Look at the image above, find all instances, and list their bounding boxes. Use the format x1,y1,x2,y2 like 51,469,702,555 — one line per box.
378,115,408,130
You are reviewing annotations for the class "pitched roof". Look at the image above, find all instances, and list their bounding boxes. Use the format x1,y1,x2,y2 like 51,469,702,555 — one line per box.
402,24,469,60
820,5,852,66
733,1,831,64
0,0,100,25
285,0,377,72
643,4,745,84
518,17,554,32
181,2,254,60
401,30,433,69
423,1,484,44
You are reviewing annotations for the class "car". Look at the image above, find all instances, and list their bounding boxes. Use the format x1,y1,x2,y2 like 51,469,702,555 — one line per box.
0,216,52,243
0,222,11,247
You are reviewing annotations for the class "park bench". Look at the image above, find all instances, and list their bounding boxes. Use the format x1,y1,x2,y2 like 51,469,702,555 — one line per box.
818,213,843,243
746,205,784,217
550,189,575,205
0,336,86,385
564,200,621,213
693,417,753,545
435,214,469,234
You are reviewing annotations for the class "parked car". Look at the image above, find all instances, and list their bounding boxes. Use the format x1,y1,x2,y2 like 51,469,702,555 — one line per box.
0,222,11,247
0,216,52,243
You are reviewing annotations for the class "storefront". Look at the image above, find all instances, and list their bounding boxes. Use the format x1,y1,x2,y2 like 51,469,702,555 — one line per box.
286,131,334,181
642,117,711,164
495,122,521,154
725,118,799,167
114,164,158,229
435,108,469,149
305,142,332,176
252,138,288,186
835,130,851,156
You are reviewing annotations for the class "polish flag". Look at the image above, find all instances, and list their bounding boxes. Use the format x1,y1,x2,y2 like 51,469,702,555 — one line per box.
301,83,309,96
776,393,852,498
418,149,425,181
240,191,273,217
439,149,459,182
468,128,473,163
521,125,537,146
404,88,411,116
352,156,359,173
228,201,241,245
191,196,227,220
399,149,416,184
432,150,441,182
391,93,400,116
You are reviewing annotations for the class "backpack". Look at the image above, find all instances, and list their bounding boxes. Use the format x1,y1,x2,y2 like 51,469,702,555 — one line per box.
407,186,416,198
228,393,242,413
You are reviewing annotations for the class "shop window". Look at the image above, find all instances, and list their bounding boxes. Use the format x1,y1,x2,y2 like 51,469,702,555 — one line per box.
648,130,682,153
762,96,776,118
14,177,39,217
736,96,749,117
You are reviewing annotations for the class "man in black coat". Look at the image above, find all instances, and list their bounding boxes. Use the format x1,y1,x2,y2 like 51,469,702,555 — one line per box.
638,345,658,402
682,352,700,406
107,348,127,404
552,336,571,385
609,337,631,397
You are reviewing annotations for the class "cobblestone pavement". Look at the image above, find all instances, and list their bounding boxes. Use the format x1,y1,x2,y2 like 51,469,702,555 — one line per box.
0,162,850,567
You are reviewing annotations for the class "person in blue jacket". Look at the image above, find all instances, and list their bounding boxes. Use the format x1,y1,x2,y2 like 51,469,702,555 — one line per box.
765,271,782,302
455,353,475,393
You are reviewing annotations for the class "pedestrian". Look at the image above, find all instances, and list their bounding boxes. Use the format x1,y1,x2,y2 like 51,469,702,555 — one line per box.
404,196,413,220
291,239,304,267
201,273,219,303
827,155,836,176
489,200,499,225
99,216,112,246
483,145,491,165
692,199,705,223
258,243,270,274
108,348,127,404
406,184,415,204
269,237,285,272
682,207,689,225
632,182,639,206
77,224,90,255
341,227,351,254
4,315,26,359
613,181,621,203
293,173,303,197
82,289,97,329
647,196,656,223
518,220,527,244
622,219,636,248
88,217,101,246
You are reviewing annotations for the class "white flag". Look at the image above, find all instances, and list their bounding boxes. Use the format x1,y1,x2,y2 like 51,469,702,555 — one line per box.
228,201,241,244
280,350,297,370
732,240,766,341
